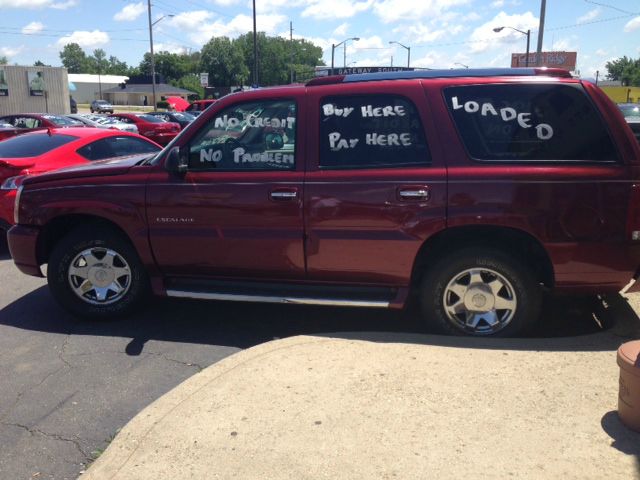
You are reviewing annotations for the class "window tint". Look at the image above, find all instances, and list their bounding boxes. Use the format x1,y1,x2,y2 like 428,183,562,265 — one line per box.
444,84,618,162
77,136,160,161
187,99,296,171
319,95,429,169
138,114,164,123
0,133,78,158
43,115,78,126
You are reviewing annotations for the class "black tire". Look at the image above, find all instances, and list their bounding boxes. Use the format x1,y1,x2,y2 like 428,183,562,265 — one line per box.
420,248,542,337
47,225,149,320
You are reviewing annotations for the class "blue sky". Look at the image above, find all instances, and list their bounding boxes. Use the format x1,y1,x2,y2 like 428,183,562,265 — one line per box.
0,0,639,78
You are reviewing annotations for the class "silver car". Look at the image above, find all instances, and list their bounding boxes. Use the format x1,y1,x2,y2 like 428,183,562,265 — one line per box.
67,114,138,134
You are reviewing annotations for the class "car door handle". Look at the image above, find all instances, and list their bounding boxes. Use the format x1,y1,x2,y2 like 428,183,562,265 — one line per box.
270,188,298,201
398,186,430,200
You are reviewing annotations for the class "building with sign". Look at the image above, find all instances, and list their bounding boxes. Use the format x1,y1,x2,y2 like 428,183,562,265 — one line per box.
0,65,70,115
68,73,129,104
510,51,577,71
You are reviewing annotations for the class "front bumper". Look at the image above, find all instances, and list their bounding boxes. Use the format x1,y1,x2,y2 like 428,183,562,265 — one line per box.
7,224,43,277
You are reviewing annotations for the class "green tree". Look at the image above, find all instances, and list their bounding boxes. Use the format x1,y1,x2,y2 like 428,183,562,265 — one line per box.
59,43,88,73
34,60,50,67
106,55,129,75
138,51,195,82
606,56,640,86
235,33,323,86
172,74,204,98
0,56,7,65
87,48,109,75
200,36,249,87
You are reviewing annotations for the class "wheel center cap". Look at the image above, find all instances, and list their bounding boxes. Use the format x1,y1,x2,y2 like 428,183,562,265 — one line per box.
472,293,487,308
88,265,114,288
464,286,495,312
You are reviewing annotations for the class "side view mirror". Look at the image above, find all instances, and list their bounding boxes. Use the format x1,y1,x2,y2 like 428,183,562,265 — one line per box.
165,147,187,175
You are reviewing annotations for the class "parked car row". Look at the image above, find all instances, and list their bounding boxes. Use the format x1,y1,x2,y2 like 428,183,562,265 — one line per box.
0,128,162,231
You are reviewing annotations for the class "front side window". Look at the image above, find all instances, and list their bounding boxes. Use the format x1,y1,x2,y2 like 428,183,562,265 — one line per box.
444,83,618,162
319,95,430,169
187,99,296,171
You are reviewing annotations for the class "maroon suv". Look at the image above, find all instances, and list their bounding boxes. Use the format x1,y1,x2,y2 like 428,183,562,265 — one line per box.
8,68,640,336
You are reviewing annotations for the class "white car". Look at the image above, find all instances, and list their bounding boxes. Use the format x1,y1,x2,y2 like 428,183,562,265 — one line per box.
67,114,139,134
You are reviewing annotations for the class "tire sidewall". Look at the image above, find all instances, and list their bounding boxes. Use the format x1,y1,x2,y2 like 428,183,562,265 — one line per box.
421,248,541,337
48,228,148,319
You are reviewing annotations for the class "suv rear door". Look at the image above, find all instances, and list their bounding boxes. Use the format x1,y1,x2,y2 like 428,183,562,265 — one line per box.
303,80,447,285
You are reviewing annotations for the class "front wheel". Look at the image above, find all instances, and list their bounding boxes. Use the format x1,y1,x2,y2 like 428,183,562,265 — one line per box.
420,248,542,337
47,225,149,319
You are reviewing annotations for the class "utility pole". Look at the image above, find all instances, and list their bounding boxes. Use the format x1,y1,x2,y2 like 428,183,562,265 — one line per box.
252,0,258,86
536,0,546,66
147,0,156,109
290,21,294,84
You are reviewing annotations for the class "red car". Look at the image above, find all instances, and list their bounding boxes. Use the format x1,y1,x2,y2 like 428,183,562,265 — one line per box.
109,113,179,146
0,128,161,231
0,113,86,141
7,68,640,337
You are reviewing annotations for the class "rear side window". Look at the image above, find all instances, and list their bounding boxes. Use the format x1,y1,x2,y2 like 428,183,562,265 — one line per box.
0,133,77,158
77,136,160,161
444,84,618,162
319,95,429,169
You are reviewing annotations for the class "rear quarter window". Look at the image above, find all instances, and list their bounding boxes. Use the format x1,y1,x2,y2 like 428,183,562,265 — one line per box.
444,83,618,162
0,134,78,158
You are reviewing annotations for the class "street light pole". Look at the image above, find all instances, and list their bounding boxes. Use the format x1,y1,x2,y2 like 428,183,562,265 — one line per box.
147,0,156,109
331,37,359,71
147,4,174,109
493,26,531,67
388,41,410,68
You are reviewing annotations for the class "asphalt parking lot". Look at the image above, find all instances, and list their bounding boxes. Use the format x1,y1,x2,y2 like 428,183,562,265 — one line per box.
1,238,639,480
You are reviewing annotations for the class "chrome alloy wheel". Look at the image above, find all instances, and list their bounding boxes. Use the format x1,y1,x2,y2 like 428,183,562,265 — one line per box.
67,247,132,305
442,267,517,335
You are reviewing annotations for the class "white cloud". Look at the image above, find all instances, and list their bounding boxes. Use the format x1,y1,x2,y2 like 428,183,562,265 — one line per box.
211,0,240,5
595,48,607,57
166,11,286,45
577,8,600,24
551,38,576,51
22,21,44,34
469,11,538,53
0,0,74,7
51,0,76,8
114,2,145,22
0,46,25,58
56,30,110,49
154,43,190,55
333,22,350,37
491,0,504,7
394,22,454,43
373,0,469,24
302,0,372,20
624,16,640,33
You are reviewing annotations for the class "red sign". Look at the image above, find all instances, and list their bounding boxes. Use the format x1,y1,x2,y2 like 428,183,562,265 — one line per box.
511,51,577,70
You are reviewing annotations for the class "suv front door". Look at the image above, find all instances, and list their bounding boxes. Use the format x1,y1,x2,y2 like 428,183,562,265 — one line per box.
146,95,306,280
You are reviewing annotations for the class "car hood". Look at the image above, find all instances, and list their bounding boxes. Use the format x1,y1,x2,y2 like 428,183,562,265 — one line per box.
22,153,153,186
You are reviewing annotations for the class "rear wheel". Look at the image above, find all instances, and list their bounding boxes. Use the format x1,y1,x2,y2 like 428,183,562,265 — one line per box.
420,248,542,337
47,225,149,319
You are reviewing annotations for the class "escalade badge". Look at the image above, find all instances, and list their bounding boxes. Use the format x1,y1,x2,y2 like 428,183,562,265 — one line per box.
156,217,195,223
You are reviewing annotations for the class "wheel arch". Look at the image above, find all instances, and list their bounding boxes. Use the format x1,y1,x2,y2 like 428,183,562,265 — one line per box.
36,214,139,266
410,225,555,289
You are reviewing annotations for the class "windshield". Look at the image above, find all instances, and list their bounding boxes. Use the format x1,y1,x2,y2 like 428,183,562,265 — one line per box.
43,115,82,126
619,104,640,119
0,133,78,158
138,114,165,123
172,112,195,121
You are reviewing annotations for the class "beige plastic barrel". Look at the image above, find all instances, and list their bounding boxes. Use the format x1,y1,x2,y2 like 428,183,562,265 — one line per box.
617,340,640,432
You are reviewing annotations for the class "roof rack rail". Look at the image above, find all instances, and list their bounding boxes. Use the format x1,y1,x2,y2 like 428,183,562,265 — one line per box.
306,67,572,86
